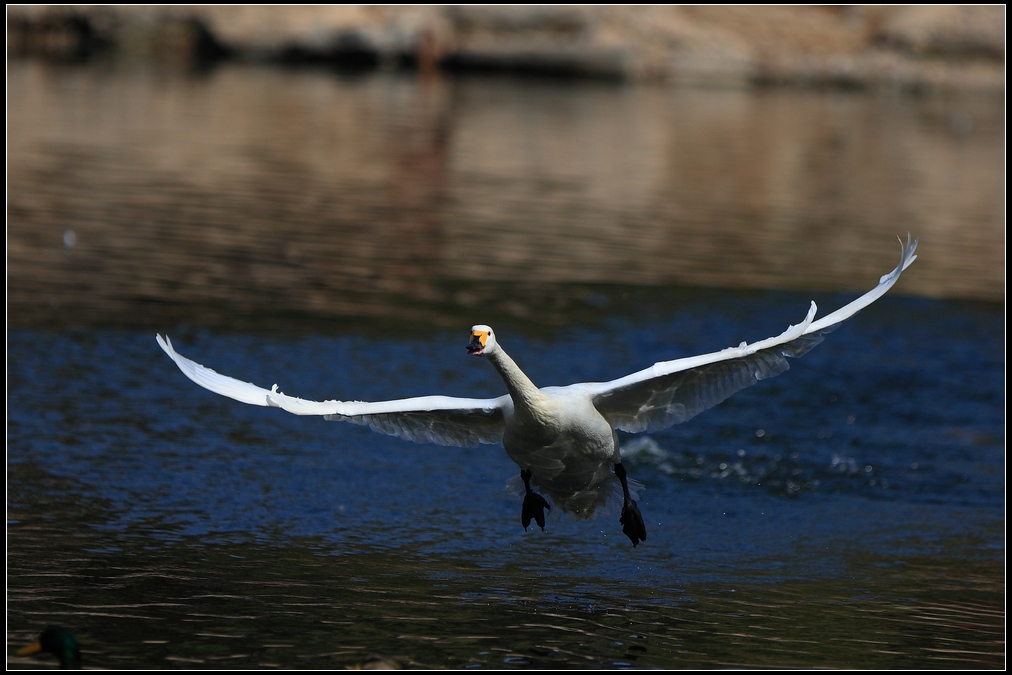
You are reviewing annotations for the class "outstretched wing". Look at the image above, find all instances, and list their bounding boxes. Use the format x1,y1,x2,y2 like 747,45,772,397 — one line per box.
157,335,508,447
588,235,918,433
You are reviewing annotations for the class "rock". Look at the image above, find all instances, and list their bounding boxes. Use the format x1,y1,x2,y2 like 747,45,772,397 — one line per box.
5,6,1004,92
873,6,1005,60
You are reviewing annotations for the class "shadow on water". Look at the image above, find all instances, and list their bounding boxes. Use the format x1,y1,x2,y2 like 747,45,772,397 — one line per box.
6,61,1005,668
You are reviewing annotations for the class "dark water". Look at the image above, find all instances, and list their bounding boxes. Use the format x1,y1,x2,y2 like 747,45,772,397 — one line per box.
6,60,1006,669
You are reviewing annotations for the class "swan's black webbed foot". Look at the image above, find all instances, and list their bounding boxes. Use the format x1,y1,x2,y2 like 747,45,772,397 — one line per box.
520,468,550,531
615,463,647,547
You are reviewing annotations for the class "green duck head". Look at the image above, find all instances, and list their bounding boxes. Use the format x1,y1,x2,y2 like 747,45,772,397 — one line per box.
17,626,81,669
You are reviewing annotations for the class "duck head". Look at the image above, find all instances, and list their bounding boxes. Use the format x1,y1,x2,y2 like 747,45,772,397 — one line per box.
17,626,81,669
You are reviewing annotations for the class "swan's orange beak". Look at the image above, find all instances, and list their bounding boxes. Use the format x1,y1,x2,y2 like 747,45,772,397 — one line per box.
467,330,488,355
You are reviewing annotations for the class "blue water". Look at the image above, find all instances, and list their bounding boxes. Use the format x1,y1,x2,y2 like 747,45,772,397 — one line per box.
7,291,1004,668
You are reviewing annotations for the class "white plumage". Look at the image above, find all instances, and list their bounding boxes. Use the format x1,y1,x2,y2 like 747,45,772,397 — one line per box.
158,235,917,546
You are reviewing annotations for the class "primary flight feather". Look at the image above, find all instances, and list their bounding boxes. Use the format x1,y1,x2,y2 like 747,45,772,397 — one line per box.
159,235,918,546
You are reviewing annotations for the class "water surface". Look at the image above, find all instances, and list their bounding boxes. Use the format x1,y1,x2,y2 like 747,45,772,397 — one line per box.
7,60,1005,332
6,61,1005,668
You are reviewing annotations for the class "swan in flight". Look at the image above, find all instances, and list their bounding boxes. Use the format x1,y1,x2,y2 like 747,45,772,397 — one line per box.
158,235,917,547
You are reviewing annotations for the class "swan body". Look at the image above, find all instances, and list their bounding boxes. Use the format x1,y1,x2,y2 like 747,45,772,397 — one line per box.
158,235,918,546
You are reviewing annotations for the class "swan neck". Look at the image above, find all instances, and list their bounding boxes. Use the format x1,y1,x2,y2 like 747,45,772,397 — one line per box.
488,347,541,407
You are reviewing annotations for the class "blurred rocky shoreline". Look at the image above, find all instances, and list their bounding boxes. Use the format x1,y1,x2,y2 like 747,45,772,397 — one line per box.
7,6,1005,92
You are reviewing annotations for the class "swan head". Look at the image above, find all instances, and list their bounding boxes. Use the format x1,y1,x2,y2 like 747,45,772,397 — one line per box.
467,325,498,356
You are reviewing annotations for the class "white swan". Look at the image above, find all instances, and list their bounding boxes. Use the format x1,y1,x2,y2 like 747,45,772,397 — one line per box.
158,235,918,546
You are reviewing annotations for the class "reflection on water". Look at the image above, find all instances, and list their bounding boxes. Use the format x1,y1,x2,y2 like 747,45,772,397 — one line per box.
7,61,1004,332
6,60,1005,669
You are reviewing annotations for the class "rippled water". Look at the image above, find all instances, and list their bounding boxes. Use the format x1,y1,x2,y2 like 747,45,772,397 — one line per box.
6,60,1006,669
8,299,1004,669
